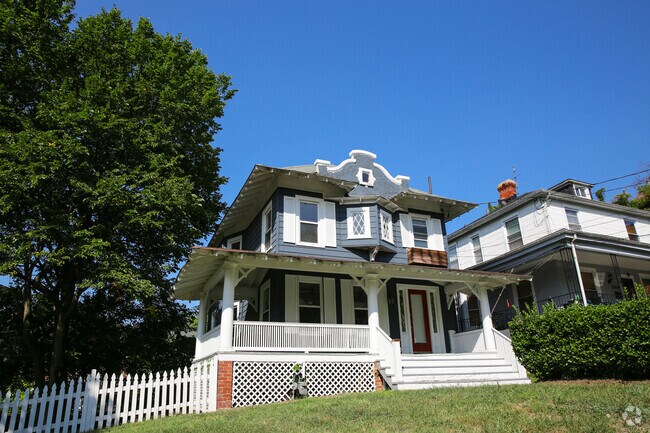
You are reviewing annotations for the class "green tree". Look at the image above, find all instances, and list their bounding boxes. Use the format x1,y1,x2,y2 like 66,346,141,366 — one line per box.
610,177,649,210
0,1,235,385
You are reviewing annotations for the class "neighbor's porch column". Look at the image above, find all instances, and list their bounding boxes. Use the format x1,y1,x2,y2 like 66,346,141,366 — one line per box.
220,262,239,351
476,288,496,351
365,274,381,353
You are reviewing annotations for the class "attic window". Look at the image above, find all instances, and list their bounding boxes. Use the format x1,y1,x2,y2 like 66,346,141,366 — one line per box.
356,168,375,186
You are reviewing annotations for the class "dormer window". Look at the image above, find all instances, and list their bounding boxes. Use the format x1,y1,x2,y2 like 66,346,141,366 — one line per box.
356,168,375,186
299,201,319,244
575,186,589,198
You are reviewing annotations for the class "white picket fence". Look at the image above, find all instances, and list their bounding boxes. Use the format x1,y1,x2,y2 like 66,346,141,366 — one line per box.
0,357,217,433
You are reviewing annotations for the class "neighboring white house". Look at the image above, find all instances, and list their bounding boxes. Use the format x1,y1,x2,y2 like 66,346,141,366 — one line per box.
174,150,530,408
448,179,650,330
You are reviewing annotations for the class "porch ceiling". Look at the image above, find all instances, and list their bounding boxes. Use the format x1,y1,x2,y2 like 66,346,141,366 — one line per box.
174,247,531,300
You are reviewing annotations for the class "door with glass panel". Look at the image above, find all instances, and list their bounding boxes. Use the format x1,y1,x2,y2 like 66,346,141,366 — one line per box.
408,289,432,353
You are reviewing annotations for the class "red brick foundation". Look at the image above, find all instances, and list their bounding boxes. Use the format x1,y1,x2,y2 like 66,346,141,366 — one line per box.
217,361,233,409
374,361,384,391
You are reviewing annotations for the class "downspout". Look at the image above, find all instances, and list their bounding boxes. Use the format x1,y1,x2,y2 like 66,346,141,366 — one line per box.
570,234,588,306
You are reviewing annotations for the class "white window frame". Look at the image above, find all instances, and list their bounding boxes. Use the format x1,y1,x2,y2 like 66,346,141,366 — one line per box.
624,219,640,242
380,210,394,244
261,202,272,252
347,207,371,239
574,186,589,198
259,280,271,321
411,215,430,249
448,243,459,269
471,234,483,264
564,207,582,231
297,276,323,324
296,196,322,247
227,235,243,250
356,168,376,186
503,216,523,251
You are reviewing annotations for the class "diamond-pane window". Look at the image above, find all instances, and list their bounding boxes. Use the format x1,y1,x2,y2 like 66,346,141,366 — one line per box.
352,211,365,236
347,207,370,239
380,212,393,243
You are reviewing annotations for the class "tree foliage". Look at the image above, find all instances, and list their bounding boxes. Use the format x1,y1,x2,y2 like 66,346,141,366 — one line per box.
0,1,235,385
597,175,650,210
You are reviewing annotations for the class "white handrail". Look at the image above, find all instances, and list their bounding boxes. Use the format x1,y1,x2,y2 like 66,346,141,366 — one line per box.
376,327,403,382
493,328,528,379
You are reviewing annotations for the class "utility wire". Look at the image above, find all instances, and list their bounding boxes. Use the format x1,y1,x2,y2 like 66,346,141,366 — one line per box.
591,168,650,185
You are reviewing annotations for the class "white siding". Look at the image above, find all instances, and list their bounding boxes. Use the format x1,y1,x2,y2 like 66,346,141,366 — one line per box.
452,197,650,269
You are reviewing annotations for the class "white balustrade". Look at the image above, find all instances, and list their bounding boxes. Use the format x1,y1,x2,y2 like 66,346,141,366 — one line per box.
376,327,402,382
232,321,370,352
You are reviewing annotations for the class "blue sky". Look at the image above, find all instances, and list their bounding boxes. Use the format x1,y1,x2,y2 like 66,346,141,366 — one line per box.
71,1,649,233
2,1,648,288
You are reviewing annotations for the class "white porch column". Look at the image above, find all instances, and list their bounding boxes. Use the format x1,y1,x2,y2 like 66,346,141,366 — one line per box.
197,291,207,336
476,288,496,351
365,274,380,353
220,262,239,351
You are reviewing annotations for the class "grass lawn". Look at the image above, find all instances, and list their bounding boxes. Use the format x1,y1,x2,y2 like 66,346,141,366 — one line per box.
106,381,650,433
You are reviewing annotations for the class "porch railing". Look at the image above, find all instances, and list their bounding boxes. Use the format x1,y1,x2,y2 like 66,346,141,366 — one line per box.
376,327,403,382
536,291,623,312
232,321,370,352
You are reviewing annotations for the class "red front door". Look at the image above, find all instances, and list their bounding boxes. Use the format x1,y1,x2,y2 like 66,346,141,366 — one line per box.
408,289,432,353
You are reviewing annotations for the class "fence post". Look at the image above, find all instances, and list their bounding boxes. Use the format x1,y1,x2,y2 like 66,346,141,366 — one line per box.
80,370,99,432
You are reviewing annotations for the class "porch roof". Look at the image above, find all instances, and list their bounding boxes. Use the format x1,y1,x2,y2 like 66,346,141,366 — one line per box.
174,247,531,300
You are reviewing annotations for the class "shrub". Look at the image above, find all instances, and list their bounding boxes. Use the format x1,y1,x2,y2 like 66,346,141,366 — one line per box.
509,297,650,380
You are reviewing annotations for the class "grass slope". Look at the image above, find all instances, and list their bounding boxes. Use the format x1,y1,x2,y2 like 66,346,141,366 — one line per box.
106,381,650,433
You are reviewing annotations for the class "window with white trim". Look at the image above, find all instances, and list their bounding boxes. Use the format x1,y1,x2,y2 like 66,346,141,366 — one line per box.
575,186,589,198
260,281,270,321
227,235,242,250
565,208,581,231
347,207,371,239
625,219,639,241
298,280,322,323
412,217,429,248
448,244,459,269
298,200,319,245
471,235,483,264
504,217,523,250
352,286,368,325
261,202,272,252
356,168,375,186
380,211,393,243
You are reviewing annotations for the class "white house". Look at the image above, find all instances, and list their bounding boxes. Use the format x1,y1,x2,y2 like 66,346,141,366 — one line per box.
174,150,531,409
447,179,650,330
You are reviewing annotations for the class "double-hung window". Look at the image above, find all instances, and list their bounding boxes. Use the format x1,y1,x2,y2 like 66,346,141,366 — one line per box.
505,217,523,250
448,244,459,269
412,218,429,248
299,200,319,245
261,203,272,252
565,208,581,231
625,219,640,241
471,235,483,264
352,286,368,325
380,211,394,243
298,281,322,323
347,207,371,239
227,235,242,250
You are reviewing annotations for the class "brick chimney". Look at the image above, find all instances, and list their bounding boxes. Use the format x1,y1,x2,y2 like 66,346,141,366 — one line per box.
497,179,517,205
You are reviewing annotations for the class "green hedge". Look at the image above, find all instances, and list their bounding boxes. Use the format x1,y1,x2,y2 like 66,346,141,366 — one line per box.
509,298,650,380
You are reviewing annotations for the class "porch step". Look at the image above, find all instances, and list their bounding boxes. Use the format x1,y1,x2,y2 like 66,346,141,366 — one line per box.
395,377,531,390
378,350,530,390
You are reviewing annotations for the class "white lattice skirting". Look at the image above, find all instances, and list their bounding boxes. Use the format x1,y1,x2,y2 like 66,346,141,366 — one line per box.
231,361,375,407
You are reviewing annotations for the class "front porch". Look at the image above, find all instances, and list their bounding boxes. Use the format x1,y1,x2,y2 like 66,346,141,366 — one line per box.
176,248,531,407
